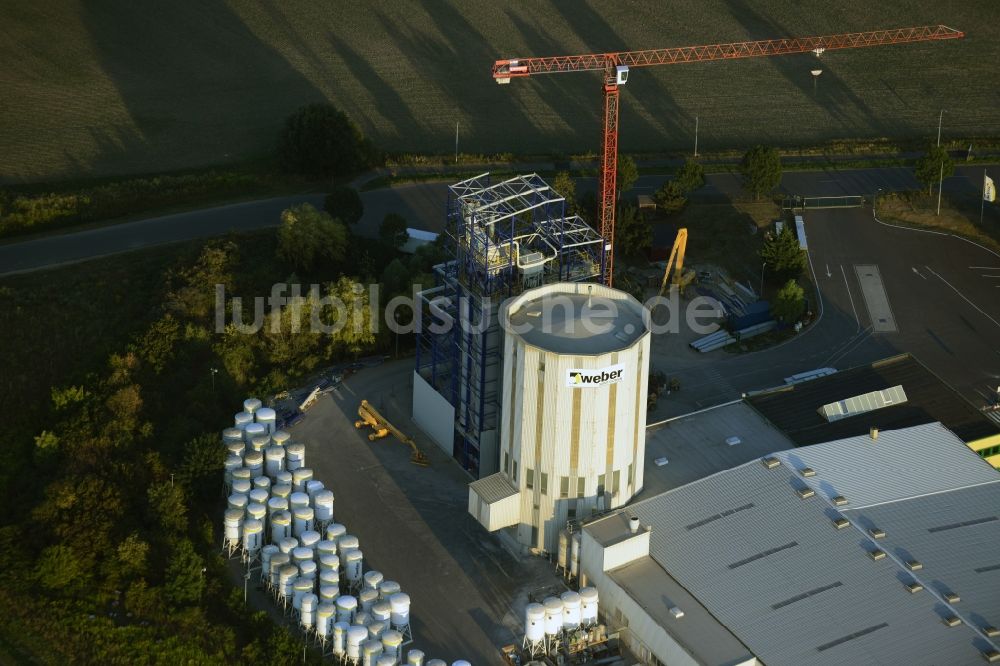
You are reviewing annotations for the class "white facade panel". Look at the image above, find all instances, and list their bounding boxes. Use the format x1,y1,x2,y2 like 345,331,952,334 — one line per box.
412,372,454,456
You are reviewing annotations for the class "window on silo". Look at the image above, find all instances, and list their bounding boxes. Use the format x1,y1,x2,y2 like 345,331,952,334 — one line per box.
613,470,621,495
627,463,633,489
597,474,606,496
526,468,534,489
512,459,518,483
540,473,548,495
503,452,509,474
577,478,585,497
560,477,569,498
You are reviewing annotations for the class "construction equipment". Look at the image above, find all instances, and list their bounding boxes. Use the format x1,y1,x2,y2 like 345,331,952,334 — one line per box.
657,228,695,297
494,25,964,287
355,400,430,466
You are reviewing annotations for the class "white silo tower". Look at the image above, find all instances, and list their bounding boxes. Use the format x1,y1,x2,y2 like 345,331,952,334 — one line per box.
249,434,270,454
316,602,336,644
389,592,411,640
264,446,285,478
261,544,279,583
270,511,291,544
543,596,564,648
292,467,314,492
336,595,359,624
255,406,277,434
252,475,271,492
363,570,384,592
523,603,546,657
406,649,425,666
326,523,347,543
359,588,379,614
275,470,293,487
368,621,386,640
243,397,262,414
299,530,320,550
225,439,245,458
320,584,339,605
560,591,581,630
378,580,400,601
243,422,266,446
223,426,245,446
300,593,318,631
234,411,253,430
361,638,383,666
268,552,290,593
469,282,651,553
580,587,599,626
271,430,291,447
285,443,305,471
319,554,340,574
305,479,324,501
333,621,350,657
223,508,244,557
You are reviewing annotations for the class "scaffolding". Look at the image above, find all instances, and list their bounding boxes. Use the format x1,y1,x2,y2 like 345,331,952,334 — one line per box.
415,173,606,477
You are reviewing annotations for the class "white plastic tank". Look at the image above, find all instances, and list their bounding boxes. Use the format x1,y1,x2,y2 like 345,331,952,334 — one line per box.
261,544,279,581
319,554,340,573
338,534,360,552
362,639,384,666
580,587,599,625
525,603,545,643
371,601,391,624
231,479,252,496
231,467,252,484
355,611,371,628
364,570,384,592
426,660,447,666
250,434,270,454
271,484,292,501
320,568,340,586
558,530,569,570
292,467,314,493
275,470,293,487
543,597,563,636
560,590,582,630
298,560,317,580
378,580,400,601
316,539,337,557
277,565,298,599
368,621,387,640
225,440,245,458
305,479,325,501
337,595,359,624
292,546,314,566
299,529,321,549
346,627,369,662
243,518,264,553
224,454,243,488
223,508,244,545
313,490,334,523
279,537,299,556
359,588,379,613
293,577,314,610
289,491,310,510
269,552,290,584
246,502,266,525
271,430,291,447
227,493,249,512
267,496,289,519
320,585,339,604
452,661,471,666
285,443,306,471
252,475,271,492
333,622,350,656
255,406,277,434
271,511,291,544
243,421,266,445
326,523,347,542
265,446,285,477
243,397,262,414
376,655,396,666
343,549,364,585
316,602,336,639
234,411,253,430
247,490,268,510
570,532,582,578
293,506,315,537
406,649,425,666
223,426,245,445
389,593,410,629
300,593,318,630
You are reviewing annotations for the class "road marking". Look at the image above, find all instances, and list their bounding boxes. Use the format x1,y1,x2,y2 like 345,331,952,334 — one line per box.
825,327,874,367
912,267,927,280
970,266,1000,270
825,264,832,278
840,264,860,333
924,265,1000,331
980,274,1000,278
854,264,897,332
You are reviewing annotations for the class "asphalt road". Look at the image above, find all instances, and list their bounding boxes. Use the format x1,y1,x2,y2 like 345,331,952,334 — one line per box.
0,165,990,277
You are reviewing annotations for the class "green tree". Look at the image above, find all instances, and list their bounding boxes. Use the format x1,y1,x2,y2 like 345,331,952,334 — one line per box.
740,145,782,200
167,241,237,320
35,544,87,591
760,227,806,281
613,204,652,262
164,538,205,606
323,277,377,357
654,180,687,214
276,203,348,273
617,154,639,196
148,481,188,534
675,159,705,194
914,144,955,195
117,533,151,577
381,258,411,296
215,323,260,386
323,186,364,225
772,279,806,323
279,103,377,176
176,433,226,489
552,171,577,214
379,213,409,249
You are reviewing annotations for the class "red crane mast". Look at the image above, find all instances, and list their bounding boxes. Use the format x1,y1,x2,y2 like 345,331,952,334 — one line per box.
493,25,964,286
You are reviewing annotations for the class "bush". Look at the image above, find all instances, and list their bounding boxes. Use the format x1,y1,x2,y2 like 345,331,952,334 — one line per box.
772,279,806,324
279,103,378,177
324,185,364,225
379,213,409,249
740,145,782,200
760,226,806,282
914,144,955,195
276,203,349,273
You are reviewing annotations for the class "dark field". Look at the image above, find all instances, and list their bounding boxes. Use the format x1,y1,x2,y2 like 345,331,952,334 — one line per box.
1,1,998,182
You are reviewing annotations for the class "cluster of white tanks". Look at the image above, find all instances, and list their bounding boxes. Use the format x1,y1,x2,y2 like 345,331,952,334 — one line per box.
523,588,600,655
223,397,467,666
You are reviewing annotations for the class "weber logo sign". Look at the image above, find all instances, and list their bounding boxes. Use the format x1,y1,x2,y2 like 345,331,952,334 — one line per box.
567,364,625,388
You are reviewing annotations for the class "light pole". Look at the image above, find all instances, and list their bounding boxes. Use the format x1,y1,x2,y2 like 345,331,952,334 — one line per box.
936,109,945,147
810,69,823,96
454,120,460,164
210,367,218,391
874,187,883,213
760,262,767,298
936,110,947,216
694,115,699,158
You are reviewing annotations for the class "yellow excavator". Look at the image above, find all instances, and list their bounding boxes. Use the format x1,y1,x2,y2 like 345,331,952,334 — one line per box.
657,227,696,297
355,400,430,467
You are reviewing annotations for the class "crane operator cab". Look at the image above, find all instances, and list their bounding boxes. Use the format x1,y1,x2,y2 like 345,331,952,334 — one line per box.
615,65,629,85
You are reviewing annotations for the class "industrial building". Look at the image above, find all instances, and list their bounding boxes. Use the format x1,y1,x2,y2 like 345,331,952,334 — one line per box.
467,281,651,552
580,422,1000,666
413,173,606,477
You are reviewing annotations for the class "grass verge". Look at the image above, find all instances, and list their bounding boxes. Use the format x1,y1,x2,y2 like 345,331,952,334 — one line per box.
876,190,1000,255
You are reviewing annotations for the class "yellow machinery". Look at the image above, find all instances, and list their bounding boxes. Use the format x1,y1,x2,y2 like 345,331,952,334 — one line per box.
355,400,430,467
657,227,696,297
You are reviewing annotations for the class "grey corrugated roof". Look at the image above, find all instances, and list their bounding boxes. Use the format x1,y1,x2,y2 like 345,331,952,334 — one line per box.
641,401,793,499
608,557,754,666
468,472,518,504
592,422,1000,665
772,422,1000,509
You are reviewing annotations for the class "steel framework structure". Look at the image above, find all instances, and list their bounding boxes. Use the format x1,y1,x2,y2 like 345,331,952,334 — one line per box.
415,173,605,476
493,24,964,286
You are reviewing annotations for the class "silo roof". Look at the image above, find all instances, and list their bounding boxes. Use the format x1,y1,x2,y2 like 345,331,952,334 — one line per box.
505,291,647,355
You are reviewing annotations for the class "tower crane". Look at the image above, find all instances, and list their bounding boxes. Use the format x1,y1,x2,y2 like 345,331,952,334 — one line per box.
494,25,963,286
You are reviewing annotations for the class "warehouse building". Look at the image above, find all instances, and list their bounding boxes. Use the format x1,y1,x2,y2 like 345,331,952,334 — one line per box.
467,281,651,552
580,422,1000,665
